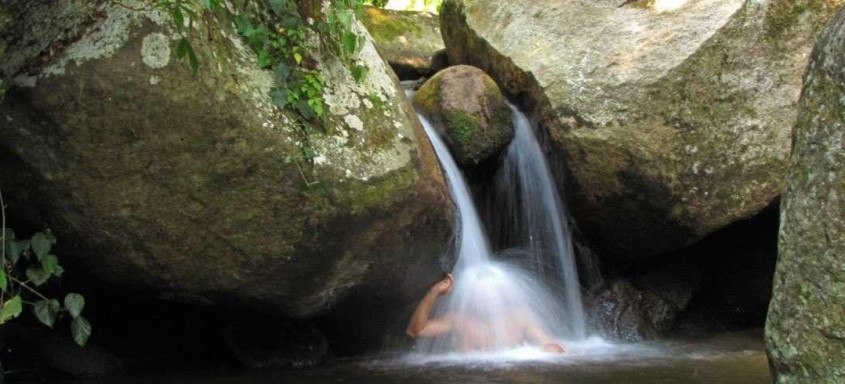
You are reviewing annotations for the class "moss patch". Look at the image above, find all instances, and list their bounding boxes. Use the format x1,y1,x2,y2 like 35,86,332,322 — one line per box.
362,7,423,42
765,0,845,39
445,110,479,148
413,77,441,114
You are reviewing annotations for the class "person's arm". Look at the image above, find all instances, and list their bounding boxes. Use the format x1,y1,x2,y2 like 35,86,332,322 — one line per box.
406,274,453,338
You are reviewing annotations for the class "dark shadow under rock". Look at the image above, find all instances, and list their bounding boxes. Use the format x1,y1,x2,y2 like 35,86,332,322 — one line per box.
1,325,125,380
223,317,329,369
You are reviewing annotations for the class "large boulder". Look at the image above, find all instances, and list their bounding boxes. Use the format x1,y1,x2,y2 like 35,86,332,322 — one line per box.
440,0,843,258
0,0,452,325
413,65,513,166
766,7,845,382
361,6,447,79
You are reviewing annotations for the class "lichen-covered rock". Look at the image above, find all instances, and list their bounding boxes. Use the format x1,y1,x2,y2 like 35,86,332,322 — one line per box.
361,6,447,79
766,7,845,382
0,0,452,328
588,280,677,342
441,0,843,258
413,65,513,166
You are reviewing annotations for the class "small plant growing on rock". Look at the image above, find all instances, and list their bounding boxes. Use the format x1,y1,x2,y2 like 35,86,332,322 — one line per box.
0,188,91,347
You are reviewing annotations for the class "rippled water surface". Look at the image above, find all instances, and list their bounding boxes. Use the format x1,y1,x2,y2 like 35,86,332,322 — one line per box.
107,330,770,384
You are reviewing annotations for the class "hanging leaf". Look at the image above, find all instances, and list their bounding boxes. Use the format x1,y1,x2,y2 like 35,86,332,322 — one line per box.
342,32,357,55
64,293,85,318
257,49,271,68
26,266,51,286
201,0,222,11
351,64,368,82
34,299,61,328
177,38,190,59
0,296,22,324
71,316,92,346
234,15,252,35
30,232,51,260
6,238,27,265
41,254,59,275
186,42,200,73
273,62,290,82
271,88,289,110
269,0,287,15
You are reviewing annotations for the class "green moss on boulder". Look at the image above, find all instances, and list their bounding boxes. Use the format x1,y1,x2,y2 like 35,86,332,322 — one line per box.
361,6,446,79
413,65,513,166
0,0,453,339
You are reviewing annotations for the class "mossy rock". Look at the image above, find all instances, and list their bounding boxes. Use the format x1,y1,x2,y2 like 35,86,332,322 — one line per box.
413,65,513,166
361,6,447,79
0,0,453,348
765,6,845,382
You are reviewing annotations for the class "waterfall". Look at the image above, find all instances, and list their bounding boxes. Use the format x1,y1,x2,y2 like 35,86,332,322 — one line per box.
492,104,587,338
413,97,586,354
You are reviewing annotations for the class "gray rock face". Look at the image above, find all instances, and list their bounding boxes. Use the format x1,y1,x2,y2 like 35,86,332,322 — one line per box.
0,1,453,322
413,65,513,166
588,280,676,342
766,6,845,383
440,0,842,258
361,6,447,79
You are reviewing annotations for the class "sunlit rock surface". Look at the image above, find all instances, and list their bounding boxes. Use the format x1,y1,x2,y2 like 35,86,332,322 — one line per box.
0,0,452,326
413,65,513,166
766,6,845,382
441,0,843,258
361,6,447,79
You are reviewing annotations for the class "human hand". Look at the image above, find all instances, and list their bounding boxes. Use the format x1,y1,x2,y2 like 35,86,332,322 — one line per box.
542,342,566,354
431,273,454,296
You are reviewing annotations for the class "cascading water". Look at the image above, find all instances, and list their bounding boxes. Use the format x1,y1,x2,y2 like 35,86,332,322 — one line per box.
411,91,586,355
490,104,587,338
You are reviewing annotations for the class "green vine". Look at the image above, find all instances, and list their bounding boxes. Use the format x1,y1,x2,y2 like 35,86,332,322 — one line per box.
0,188,91,348
153,0,369,134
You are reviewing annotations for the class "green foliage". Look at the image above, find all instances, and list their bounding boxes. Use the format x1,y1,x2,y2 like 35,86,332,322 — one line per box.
154,0,370,129
154,0,371,175
71,316,92,347
0,190,91,347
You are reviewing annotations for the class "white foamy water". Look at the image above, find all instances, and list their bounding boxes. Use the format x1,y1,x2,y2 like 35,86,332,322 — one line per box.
493,103,587,338
417,105,583,359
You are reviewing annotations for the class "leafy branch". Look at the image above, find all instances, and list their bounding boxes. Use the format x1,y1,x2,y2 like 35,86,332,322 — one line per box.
0,188,91,347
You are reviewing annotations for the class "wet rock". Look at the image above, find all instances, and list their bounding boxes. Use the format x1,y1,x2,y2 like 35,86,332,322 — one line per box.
223,317,328,369
588,280,677,342
414,65,514,166
440,0,842,258
766,6,845,382
362,6,448,79
0,0,452,326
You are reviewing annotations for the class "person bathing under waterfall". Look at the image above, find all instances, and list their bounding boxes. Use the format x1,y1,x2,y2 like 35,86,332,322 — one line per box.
406,273,566,353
